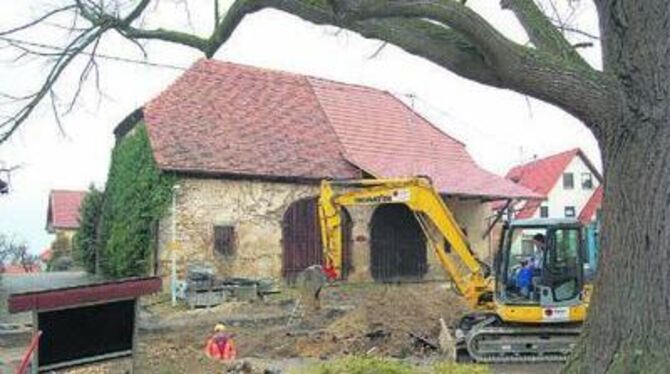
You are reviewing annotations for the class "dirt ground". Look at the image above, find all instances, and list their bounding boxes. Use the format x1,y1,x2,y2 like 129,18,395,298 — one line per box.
40,282,559,373
131,282,472,373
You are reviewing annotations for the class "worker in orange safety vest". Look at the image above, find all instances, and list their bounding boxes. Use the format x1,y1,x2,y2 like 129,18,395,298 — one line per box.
205,323,237,361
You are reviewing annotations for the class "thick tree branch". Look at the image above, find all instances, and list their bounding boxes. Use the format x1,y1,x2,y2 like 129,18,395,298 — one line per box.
330,0,522,66
178,0,503,83
122,27,210,52
501,0,588,66
123,0,152,26
353,18,504,87
201,0,615,126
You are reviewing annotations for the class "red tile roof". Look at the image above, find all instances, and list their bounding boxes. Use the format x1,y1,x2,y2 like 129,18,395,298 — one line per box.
507,149,580,195
140,60,539,199
503,149,579,218
46,190,86,232
1,264,41,274
39,249,53,263
578,185,603,224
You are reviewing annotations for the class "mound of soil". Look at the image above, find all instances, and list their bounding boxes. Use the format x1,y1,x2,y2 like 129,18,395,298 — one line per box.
238,282,469,359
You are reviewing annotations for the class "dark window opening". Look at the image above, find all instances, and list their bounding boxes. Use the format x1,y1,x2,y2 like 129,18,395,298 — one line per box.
540,206,549,218
581,173,593,189
564,206,576,218
0,178,7,194
214,225,236,256
563,173,574,189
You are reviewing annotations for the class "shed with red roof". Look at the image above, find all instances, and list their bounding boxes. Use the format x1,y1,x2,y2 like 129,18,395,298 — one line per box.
114,60,538,282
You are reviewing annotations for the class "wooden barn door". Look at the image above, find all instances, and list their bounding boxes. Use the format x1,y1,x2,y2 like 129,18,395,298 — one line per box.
370,204,427,282
281,197,352,282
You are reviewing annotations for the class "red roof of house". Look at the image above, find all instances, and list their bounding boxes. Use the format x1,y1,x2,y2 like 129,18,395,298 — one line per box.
501,148,602,218
578,185,603,224
39,249,53,263
46,190,86,232
507,149,580,195
503,149,579,218
140,60,538,199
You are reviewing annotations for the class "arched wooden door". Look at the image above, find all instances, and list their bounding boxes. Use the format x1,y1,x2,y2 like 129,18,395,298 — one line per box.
281,197,352,282
370,204,427,281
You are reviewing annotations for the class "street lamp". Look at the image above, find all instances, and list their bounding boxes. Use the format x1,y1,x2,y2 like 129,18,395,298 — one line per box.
170,184,181,306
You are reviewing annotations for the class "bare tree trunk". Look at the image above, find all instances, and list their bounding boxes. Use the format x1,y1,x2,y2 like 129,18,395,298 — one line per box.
566,2,670,372
568,128,670,373
567,3,670,370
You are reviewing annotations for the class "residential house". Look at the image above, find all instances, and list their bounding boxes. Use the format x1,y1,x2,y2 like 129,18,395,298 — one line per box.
45,190,86,244
114,60,538,283
504,148,603,223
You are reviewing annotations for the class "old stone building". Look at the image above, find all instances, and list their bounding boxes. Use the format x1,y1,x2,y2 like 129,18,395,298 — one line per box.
114,59,537,283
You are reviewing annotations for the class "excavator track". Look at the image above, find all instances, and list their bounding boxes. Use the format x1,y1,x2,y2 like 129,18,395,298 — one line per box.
462,317,581,363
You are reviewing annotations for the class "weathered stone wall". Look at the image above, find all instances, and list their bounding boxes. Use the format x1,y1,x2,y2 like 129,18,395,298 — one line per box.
422,198,494,281
156,177,494,285
445,198,494,260
343,206,375,282
157,178,318,280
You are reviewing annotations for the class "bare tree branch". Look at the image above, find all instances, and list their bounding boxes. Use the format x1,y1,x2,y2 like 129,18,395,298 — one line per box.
0,235,37,271
0,26,104,142
0,5,77,36
552,22,599,40
368,41,387,59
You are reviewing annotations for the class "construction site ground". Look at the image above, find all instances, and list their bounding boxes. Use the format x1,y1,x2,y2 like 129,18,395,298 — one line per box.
3,281,560,373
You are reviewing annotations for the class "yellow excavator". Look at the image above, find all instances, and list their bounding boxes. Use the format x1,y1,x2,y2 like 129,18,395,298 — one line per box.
318,177,588,363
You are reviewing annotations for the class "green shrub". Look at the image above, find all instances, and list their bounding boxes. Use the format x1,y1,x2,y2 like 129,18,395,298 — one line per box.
97,124,175,277
73,185,104,272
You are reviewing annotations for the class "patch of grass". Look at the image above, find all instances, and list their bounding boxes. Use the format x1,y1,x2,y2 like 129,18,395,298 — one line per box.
431,361,490,374
292,356,490,374
292,356,414,374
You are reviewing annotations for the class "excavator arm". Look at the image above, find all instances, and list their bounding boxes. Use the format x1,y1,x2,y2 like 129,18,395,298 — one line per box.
318,177,491,308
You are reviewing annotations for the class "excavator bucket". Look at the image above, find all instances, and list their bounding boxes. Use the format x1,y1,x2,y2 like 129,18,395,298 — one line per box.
438,318,457,361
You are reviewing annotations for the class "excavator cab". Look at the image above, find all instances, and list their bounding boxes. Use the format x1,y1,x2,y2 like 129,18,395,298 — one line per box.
496,218,585,309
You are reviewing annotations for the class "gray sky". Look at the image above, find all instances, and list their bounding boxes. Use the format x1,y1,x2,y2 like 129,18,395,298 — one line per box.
0,1,602,253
